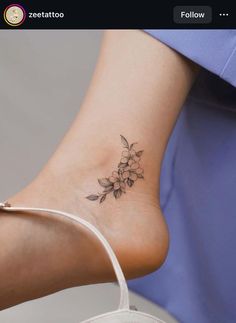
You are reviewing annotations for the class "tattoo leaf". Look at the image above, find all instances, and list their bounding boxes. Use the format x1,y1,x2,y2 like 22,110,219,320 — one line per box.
114,189,122,199
120,135,129,149
100,194,106,203
136,150,144,157
98,178,111,187
137,174,144,179
86,195,99,201
130,142,137,149
127,179,134,187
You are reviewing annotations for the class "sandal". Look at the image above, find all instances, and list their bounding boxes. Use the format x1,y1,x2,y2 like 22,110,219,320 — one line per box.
0,201,166,323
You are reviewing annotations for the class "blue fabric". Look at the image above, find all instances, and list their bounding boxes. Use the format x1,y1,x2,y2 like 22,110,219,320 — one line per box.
143,30,236,87
127,31,236,323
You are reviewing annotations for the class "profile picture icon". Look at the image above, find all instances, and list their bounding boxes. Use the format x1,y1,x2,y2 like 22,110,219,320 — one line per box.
4,4,26,26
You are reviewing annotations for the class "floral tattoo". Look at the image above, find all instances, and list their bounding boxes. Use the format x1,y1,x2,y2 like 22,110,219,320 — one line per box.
86,135,144,203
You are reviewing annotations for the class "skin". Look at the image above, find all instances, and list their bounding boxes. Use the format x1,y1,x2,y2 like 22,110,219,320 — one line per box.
0,30,198,310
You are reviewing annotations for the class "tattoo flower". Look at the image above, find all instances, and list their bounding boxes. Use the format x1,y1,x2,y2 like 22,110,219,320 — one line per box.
86,135,144,203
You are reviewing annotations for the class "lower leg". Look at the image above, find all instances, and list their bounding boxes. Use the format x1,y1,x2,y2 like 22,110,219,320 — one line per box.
0,30,198,309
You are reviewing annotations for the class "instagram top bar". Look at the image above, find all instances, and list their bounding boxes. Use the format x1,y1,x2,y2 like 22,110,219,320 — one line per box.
0,3,234,29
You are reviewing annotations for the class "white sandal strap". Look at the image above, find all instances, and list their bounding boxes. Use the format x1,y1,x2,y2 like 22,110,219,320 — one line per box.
0,202,130,310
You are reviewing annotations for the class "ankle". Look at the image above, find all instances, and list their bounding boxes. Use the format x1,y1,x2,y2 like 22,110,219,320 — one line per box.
44,133,159,198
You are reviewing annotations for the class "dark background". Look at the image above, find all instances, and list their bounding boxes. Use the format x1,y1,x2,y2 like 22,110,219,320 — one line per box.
0,1,234,29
